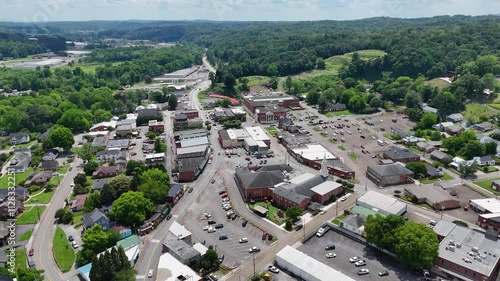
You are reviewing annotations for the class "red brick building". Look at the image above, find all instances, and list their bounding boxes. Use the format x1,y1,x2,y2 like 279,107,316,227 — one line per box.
235,165,292,200
256,106,287,124
243,94,301,114
477,213,500,231
148,120,165,133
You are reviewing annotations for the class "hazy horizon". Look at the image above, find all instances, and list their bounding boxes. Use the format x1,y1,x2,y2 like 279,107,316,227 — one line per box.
1,0,499,23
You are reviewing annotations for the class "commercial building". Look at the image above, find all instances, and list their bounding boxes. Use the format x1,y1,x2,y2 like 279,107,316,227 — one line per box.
383,146,420,163
404,185,461,210
176,145,210,182
243,94,301,113
366,163,414,187
157,253,203,281
433,223,500,281
148,120,165,133
356,191,407,216
275,246,356,281
235,165,292,200
469,198,500,214
255,105,287,124
218,126,271,153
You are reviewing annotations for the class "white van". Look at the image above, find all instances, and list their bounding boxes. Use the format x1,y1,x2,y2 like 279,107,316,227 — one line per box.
377,140,384,146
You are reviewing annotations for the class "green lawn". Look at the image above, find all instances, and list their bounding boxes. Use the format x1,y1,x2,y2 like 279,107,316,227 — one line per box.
12,140,36,148
32,189,55,204
72,210,84,225
463,103,498,123
61,62,122,73
348,152,358,159
15,250,27,270
53,227,75,272
244,76,270,87
474,178,500,195
313,127,321,132
488,103,500,110
265,127,280,136
325,110,352,117
329,140,337,144
420,178,440,184
57,164,70,174
482,166,499,173
331,214,347,225
0,168,34,188
48,175,63,186
338,146,346,151
19,229,33,242
442,173,454,180
425,78,451,91
17,206,45,224
249,201,285,225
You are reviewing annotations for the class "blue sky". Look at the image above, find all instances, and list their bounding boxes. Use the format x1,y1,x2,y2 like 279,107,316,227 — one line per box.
2,0,499,22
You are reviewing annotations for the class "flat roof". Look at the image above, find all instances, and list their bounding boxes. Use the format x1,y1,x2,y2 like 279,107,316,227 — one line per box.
169,221,191,239
432,220,456,238
157,253,202,281
357,191,407,215
289,173,316,185
192,243,208,255
227,129,249,140
276,246,356,281
176,145,207,155
291,144,336,161
244,126,270,142
438,226,500,278
311,181,342,196
244,137,258,147
180,136,209,148
145,153,165,159
469,198,500,213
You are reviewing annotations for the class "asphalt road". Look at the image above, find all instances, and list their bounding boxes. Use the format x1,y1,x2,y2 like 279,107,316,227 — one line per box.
30,157,83,281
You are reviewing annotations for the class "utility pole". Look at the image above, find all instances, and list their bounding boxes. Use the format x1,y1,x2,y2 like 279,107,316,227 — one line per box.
441,206,445,220
252,252,256,278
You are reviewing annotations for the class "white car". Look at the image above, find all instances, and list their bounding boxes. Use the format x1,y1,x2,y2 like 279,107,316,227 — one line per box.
340,196,347,202
349,256,360,263
207,227,216,233
71,241,79,249
203,226,210,231
355,260,366,267
239,238,248,243
147,269,154,278
319,210,326,215
358,269,370,275
326,253,336,258
268,265,279,273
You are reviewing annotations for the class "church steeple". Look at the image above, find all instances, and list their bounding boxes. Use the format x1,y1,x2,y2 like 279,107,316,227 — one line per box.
320,153,328,176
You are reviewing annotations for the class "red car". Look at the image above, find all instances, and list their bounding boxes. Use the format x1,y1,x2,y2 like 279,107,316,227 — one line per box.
28,249,34,256
221,194,228,199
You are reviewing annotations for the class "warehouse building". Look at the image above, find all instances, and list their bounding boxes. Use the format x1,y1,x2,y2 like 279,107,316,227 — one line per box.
366,162,414,186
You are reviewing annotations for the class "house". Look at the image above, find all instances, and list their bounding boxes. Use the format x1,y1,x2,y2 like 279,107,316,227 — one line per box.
446,113,464,123
82,208,111,231
474,155,496,166
425,163,444,178
404,185,460,210
92,166,118,179
42,149,59,161
24,171,52,186
148,120,165,133
422,106,438,114
477,122,494,132
38,128,52,142
430,150,452,163
278,118,297,133
340,213,366,236
111,225,132,239
0,186,29,202
167,183,184,206
9,148,31,173
8,132,30,145
90,122,111,132
450,156,475,171
71,194,89,211
92,179,110,191
383,146,420,163
325,103,347,112
446,125,464,136
96,149,127,163
366,163,414,187
41,160,60,171
0,199,23,219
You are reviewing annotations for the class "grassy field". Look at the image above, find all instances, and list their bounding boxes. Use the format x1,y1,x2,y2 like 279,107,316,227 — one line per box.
265,127,280,136
48,175,63,186
15,250,27,270
425,78,451,91
463,103,498,123
61,62,122,73
294,50,386,79
32,189,55,204
249,202,285,225
325,110,352,117
53,227,75,272
245,76,270,87
0,168,34,188
19,229,33,242
17,206,45,225
474,178,500,195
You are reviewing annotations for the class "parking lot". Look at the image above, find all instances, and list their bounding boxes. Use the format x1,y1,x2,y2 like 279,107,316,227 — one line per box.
182,173,272,268
128,126,148,161
440,184,486,223
298,229,425,281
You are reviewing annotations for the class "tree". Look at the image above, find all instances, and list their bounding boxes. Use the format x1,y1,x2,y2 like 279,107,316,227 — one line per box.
316,58,326,70
223,73,236,89
77,224,115,265
348,95,366,113
110,191,155,226
89,256,103,281
238,77,250,92
146,131,156,140
364,214,385,246
317,94,328,113
285,75,293,93
285,206,303,222
218,98,231,108
417,112,438,129
459,140,484,160
54,208,73,224
394,221,439,270
485,142,497,155
154,138,166,153
138,181,169,204
140,168,170,186
306,91,320,105
58,108,91,132
404,91,421,109
168,94,178,110
74,173,88,186
369,97,382,108
144,75,152,84
112,269,136,281
47,126,75,151
459,162,478,178
16,268,44,281
77,143,94,161
83,192,102,213
405,162,428,179
269,76,278,90
201,248,221,271
84,161,99,175
109,174,132,197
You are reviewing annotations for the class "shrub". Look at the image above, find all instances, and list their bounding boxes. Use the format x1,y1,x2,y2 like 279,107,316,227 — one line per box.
341,181,348,186
285,219,293,231
336,179,343,184
453,220,468,227
346,183,354,189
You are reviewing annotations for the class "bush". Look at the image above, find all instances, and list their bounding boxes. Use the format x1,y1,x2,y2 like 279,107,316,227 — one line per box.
268,234,273,241
346,183,354,189
453,220,468,227
341,181,348,186
285,219,293,231
483,166,489,172
336,179,343,184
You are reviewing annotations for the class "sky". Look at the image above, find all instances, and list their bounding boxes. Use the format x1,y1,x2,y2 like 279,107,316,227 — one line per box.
1,0,499,22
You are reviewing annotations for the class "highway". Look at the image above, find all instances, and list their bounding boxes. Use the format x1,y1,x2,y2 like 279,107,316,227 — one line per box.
30,157,83,281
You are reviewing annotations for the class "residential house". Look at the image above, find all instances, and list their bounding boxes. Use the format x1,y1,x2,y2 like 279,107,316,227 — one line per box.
446,125,464,136
383,146,420,163
277,118,297,133
476,122,494,132
0,199,23,219
366,163,414,187
474,155,496,166
111,225,132,239
115,119,136,131
433,122,454,132
422,106,438,114
24,171,52,186
450,157,475,171
8,148,31,173
82,208,111,231
148,120,165,133
92,179,110,191
41,160,59,171
405,185,460,210
425,163,444,178
71,194,89,211
446,113,464,123
38,128,51,142
90,122,111,132
92,166,118,179
96,149,127,163
42,149,59,161
167,183,184,206
325,103,347,112
8,132,30,145
0,186,29,202
430,150,452,163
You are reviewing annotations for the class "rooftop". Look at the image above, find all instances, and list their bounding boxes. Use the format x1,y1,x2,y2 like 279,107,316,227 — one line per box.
176,145,207,156
384,145,420,160
291,144,336,162
310,181,343,196
405,185,457,205
277,131,315,146
227,129,249,140
244,126,271,142
470,198,500,213
163,239,199,260
180,136,209,148
169,221,191,240
157,253,202,281
368,162,413,176
357,191,407,215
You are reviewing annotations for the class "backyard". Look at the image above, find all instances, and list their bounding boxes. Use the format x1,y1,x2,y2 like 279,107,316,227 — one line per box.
420,172,454,184
463,103,498,123
249,201,285,225
331,214,347,225
53,227,75,272
0,168,34,188
17,206,45,225
473,178,500,195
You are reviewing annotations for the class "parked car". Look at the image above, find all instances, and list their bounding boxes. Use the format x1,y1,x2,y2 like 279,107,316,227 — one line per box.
71,241,79,249
208,220,216,225
249,246,261,253
378,270,389,276
295,223,303,231
239,238,248,243
188,187,193,193
148,269,154,278
325,244,336,250
219,235,228,240
358,269,370,275
268,266,279,273
68,235,74,242
355,260,366,267
207,227,216,233
360,135,365,139
221,194,228,198
28,249,34,256
166,213,172,220
326,253,336,258
349,256,360,263
242,220,248,227
218,190,226,195
219,254,225,262
340,196,347,202
211,180,216,184
231,213,237,220
262,232,268,240
214,224,224,229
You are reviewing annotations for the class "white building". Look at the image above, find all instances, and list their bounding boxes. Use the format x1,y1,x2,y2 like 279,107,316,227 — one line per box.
357,191,407,216
157,253,202,281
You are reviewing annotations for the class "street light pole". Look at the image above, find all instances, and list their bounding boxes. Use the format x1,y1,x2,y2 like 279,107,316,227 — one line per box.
252,252,256,278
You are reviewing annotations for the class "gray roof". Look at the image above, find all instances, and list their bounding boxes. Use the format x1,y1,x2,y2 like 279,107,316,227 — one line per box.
384,146,419,160
447,113,463,120
169,183,184,196
368,163,413,177
341,214,366,229
138,108,161,118
273,185,309,204
92,136,109,147
41,160,59,170
0,185,26,199
163,238,200,260
405,185,457,205
96,149,123,157
92,179,110,190
424,163,442,177
178,157,204,172
9,132,29,141
430,150,451,161
82,208,109,227
106,139,130,149
479,155,494,162
237,169,285,189
10,148,31,168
